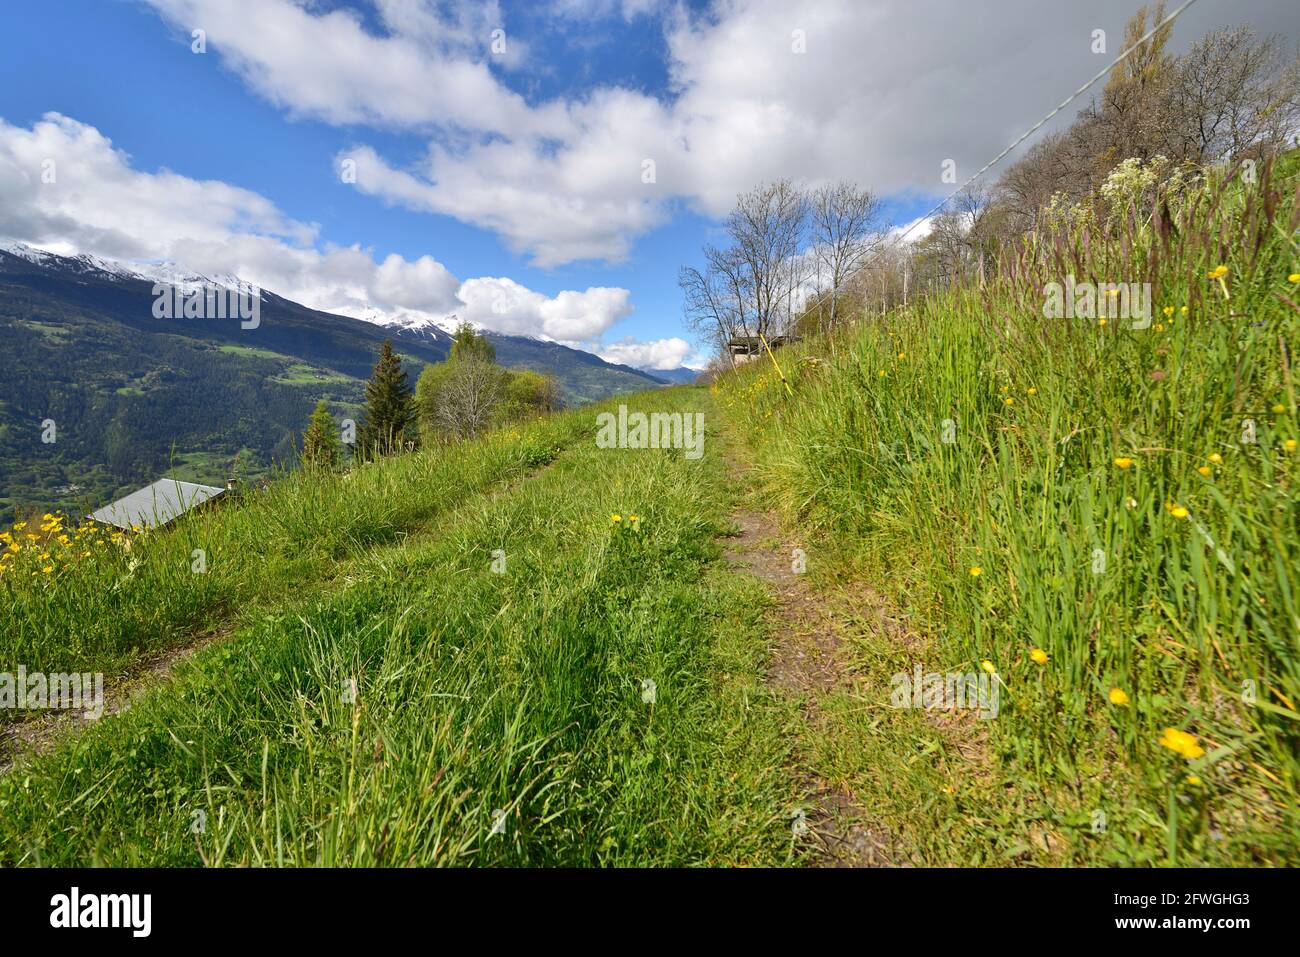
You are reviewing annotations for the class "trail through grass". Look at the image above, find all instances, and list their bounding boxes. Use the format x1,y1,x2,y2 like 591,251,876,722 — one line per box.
713,155,1300,865
0,389,803,866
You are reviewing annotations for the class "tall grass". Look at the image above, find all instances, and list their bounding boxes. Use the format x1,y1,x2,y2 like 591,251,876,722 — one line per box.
719,154,1300,863
0,413,586,682
0,388,798,866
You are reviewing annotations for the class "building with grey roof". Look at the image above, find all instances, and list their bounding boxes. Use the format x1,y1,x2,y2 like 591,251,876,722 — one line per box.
89,479,226,530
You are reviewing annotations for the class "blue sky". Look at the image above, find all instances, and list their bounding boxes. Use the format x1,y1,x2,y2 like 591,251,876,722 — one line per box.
1,0,1295,369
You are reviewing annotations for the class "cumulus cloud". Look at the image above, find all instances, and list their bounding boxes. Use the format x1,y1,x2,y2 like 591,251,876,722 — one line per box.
455,277,633,340
140,0,1300,266
596,337,699,370
0,113,637,346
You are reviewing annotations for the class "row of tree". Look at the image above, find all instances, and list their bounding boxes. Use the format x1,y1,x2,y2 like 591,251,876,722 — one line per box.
682,4,1300,363
300,324,560,469
679,179,884,359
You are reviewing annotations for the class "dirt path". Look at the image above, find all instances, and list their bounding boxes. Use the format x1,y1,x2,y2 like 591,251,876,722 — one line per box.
0,627,232,772
722,502,899,866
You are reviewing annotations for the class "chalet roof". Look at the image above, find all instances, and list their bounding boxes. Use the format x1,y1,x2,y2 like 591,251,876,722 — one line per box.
727,334,800,353
89,479,225,530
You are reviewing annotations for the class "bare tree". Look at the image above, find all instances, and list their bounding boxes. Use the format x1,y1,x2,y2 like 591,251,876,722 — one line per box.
1171,27,1300,163
434,357,503,440
726,179,808,341
679,255,745,362
809,182,882,332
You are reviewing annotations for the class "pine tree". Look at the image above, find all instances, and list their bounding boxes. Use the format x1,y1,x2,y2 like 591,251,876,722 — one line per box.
358,339,416,459
301,399,340,470
449,321,496,363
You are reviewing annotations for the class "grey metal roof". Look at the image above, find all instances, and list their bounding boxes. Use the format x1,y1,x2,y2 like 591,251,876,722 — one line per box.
89,479,225,530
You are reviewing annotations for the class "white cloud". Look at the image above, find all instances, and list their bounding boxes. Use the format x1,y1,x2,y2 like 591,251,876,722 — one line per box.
455,277,633,340
596,337,698,370
890,215,935,244
141,0,1300,267
0,112,631,344
145,0,554,132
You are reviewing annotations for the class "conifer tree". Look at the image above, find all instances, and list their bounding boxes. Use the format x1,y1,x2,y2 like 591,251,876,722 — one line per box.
301,399,340,470
358,339,416,459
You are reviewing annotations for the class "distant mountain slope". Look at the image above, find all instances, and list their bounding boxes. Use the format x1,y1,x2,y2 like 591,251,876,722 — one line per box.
642,367,700,385
0,244,663,520
385,316,668,401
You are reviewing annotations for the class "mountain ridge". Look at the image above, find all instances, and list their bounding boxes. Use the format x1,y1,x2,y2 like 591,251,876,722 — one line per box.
0,243,666,520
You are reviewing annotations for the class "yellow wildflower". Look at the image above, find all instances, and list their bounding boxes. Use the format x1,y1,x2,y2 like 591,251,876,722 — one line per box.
1197,466,1212,478
1113,457,1134,469
1273,403,1286,414
1169,505,1190,520
1158,727,1205,760
1030,648,1048,665
980,659,995,675
968,566,982,577
609,514,621,524
1108,688,1130,706
1207,453,1223,465
1288,273,1300,284
1208,265,1228,280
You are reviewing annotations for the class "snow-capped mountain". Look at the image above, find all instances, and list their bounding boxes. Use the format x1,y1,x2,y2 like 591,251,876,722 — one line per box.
0,240,261,299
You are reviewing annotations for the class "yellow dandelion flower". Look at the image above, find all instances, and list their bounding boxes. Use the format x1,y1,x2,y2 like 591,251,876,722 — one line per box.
1004,397,1014,406
1113,457,1134,469
1027,387,1037,396
968,566,982,577
1273,403,1286,414
41,566,53,574
1285,439,1297,452
1108,687,1130,706
1186,774,1202,786
1169,505,1190,519
1162,306,1174,317
609,514,622,524
1098,318,1107,327
1154,323,1165,332
1179,305,1188,314
1030,648,1048,665
980,659,996,675
1207,453,1223,465
1289,273,1300,284
1157,727,1205,760
1208,265,1228,280
1197,466,1212,477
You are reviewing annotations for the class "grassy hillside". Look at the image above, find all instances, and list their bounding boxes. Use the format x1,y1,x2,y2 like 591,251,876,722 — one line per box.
3,154,1296,867
0,388,801,866
714,154,1300,864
